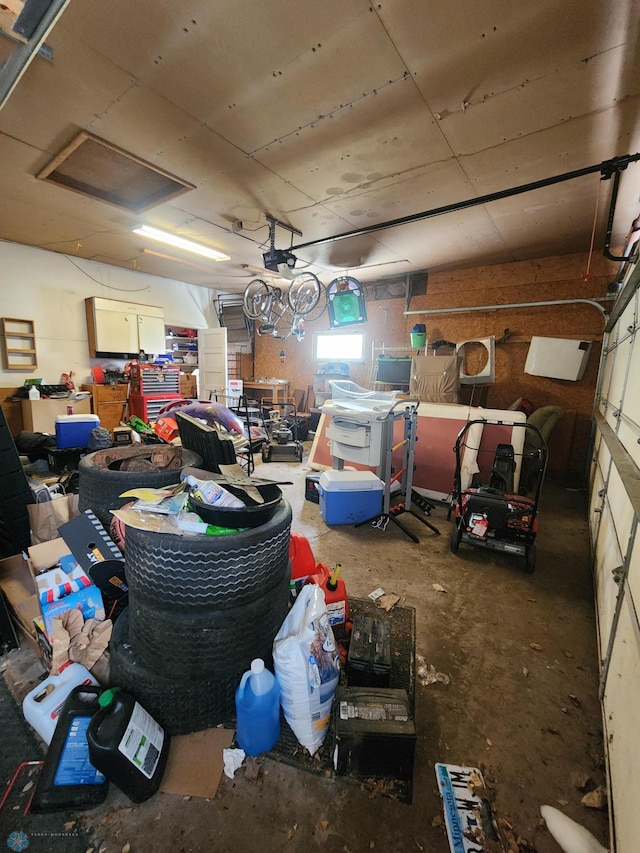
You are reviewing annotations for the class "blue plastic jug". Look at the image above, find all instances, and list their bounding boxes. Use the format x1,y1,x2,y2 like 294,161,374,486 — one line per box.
235,659,280,756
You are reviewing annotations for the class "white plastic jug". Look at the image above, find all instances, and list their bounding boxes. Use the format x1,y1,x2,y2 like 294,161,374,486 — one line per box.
22,662,98,744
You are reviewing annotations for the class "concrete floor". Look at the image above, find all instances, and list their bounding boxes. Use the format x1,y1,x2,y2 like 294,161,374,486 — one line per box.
1,450,609,853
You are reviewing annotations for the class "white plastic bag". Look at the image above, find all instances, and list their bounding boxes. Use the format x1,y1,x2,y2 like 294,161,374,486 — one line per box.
273,583,341,755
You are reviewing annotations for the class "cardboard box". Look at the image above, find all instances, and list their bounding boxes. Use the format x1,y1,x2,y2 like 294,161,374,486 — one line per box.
27,538,106,643
409,354,461,403
28,538,73,573
33,616,53,670
39,585,105,641
0,553,41,653
1,540,107,663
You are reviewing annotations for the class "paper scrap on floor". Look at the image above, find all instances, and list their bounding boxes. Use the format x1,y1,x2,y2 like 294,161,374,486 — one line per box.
161,728,234,799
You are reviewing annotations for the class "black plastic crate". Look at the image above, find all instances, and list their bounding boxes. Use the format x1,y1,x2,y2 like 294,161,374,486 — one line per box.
47,447,85,474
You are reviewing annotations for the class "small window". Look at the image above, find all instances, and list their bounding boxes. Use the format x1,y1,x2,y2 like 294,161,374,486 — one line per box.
313,331,365,362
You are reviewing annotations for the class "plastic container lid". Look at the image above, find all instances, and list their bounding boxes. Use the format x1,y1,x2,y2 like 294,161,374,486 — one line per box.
98,687,121,708
319,470,384,491
55,414,100,423
329,380,397,401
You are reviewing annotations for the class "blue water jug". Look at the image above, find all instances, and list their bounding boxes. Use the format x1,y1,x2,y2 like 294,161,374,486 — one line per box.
235,659,280,756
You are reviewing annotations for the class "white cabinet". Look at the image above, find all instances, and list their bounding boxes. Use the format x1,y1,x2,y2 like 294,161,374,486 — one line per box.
86,297,165,357
138,313,165,354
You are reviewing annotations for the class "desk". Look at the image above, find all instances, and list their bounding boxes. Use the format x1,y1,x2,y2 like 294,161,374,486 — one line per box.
81,384,129,436
22,397,92,434
242,381,290,405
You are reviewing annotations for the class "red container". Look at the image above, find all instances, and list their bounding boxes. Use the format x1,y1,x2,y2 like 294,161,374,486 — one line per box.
289,533,316,599
307,563,349,633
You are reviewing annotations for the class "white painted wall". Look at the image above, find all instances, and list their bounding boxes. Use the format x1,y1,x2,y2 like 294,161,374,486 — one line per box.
0,240,219,387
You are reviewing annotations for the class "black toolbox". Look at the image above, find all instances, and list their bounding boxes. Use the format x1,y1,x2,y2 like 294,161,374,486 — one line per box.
347,614,391,687
333,687,416,781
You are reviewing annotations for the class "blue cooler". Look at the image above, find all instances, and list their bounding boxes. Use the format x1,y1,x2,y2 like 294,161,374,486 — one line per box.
55,414,100,448
317,470,384,525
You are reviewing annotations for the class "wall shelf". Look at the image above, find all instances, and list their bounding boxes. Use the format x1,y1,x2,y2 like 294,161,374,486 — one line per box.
1,317,37,370
165,327,198,371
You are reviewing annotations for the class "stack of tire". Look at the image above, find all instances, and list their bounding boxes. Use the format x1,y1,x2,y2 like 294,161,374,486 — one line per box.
108,500,292,734
78,448,203,530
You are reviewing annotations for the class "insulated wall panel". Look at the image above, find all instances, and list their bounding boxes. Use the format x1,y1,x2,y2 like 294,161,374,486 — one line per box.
590,254,640,852
593,495,624,654
601,597,640,853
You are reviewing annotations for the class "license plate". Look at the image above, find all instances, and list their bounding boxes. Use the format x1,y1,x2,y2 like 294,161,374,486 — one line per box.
435,763,489,853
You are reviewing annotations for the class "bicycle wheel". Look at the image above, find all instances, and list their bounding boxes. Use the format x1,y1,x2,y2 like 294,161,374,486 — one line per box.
287,272,321,315
299,282,327,323
243,279,273,320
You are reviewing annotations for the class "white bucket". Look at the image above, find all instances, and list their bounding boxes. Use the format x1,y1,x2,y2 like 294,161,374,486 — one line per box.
22,662,98,744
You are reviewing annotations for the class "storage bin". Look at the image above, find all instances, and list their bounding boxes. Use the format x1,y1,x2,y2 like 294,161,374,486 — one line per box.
317,470,383,525
55,414,100,449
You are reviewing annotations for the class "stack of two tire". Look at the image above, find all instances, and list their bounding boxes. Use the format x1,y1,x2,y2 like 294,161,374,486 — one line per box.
109,501,292,735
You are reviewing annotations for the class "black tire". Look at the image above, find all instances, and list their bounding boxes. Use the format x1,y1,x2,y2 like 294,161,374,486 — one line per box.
108,608,238,734
124,501,292,610
128,571,290,679
78,448,202,530
450,520,463,553
525,543,537,574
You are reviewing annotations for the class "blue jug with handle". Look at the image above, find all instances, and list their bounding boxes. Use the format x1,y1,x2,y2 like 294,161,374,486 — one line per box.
235,659,280,756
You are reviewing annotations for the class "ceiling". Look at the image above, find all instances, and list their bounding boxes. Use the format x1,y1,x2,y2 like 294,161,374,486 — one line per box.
0,0,639,295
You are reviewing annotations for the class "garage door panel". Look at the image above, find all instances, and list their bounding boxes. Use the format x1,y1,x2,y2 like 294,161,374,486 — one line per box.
594,504,624,650
602,597,640,853
615,419,640,469
614,290,638,341
627,532,640,617
605,465,635,553
589,464,606,543
620,330,640,425
606,340,631,419
598,345,616,405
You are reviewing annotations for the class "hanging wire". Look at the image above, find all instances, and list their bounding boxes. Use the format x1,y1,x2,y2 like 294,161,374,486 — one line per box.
581,178,602,282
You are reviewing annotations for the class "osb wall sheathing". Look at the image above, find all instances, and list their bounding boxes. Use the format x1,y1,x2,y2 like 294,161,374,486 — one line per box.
252,251,618,474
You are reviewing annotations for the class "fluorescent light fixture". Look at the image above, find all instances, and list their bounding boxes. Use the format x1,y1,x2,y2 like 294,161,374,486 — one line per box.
133,225,230,261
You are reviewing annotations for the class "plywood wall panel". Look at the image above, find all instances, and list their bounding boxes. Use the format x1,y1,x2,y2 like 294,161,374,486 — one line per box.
253,251,618,473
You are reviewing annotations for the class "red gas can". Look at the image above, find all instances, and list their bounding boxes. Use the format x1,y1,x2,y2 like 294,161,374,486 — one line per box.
289,533,316,599
307,563,349,635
